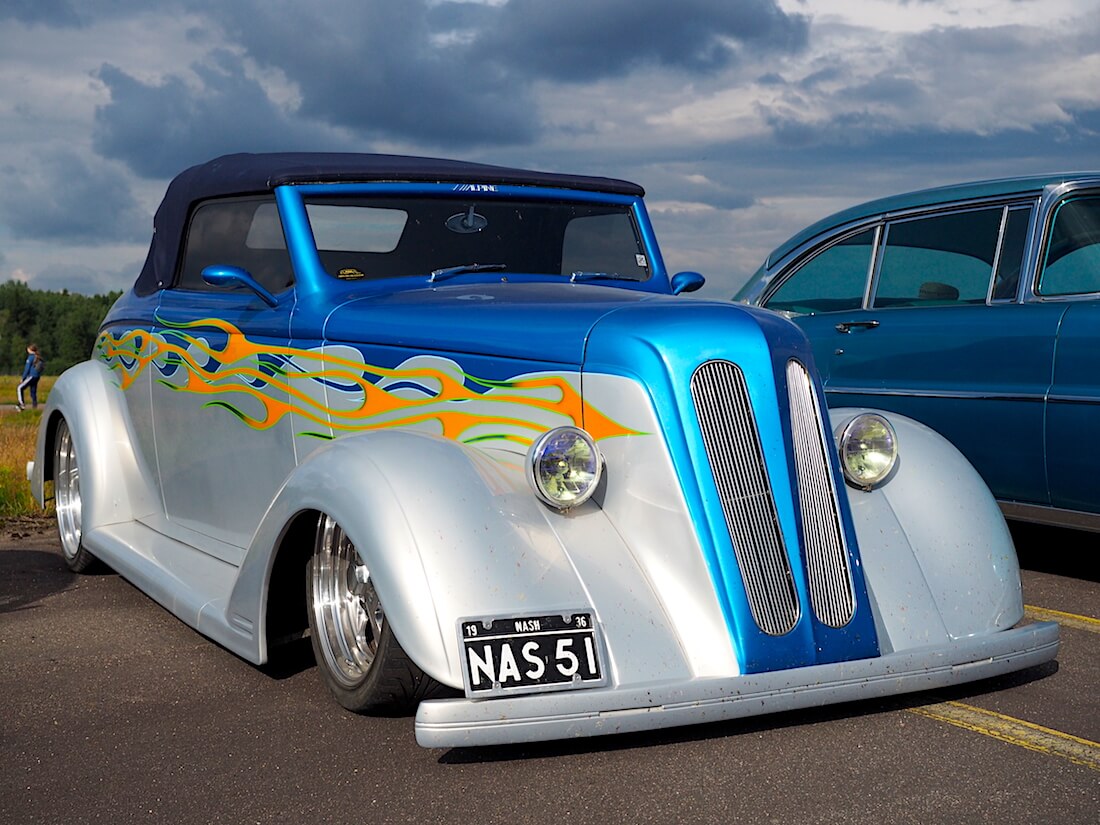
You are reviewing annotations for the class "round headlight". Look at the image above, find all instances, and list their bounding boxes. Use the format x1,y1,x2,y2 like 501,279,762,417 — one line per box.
837,413,898,490
527,426,603,510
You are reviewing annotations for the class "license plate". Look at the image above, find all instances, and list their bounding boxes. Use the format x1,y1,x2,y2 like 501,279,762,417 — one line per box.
459,612,604,697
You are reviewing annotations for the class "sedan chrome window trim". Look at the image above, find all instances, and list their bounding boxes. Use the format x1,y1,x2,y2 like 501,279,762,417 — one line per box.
751,221,882,309
867,200,1034,310
860,224,882,309
1025,179,1100,302
986,205,1009,304
989,204,1039,304
757,194,1045,312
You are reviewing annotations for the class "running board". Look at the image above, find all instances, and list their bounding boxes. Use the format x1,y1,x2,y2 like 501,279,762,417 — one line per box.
83,522,260,663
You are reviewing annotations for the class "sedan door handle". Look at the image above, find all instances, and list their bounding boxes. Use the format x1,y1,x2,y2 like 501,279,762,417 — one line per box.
835,320,880,334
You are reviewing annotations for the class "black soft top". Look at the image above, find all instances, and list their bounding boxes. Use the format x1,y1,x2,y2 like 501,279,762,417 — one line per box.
135,152,646,295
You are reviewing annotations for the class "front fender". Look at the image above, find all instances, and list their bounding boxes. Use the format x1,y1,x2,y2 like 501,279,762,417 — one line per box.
832,407,1023,651
31,360,158,528
233,430,595,686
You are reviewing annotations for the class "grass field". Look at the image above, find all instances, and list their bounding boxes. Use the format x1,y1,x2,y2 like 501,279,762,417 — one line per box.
0,375,55,521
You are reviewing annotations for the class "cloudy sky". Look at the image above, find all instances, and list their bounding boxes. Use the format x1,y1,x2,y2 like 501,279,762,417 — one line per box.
1,0,1097,298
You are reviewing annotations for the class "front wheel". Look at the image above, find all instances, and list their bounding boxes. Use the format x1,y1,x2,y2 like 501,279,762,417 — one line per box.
306,513,447,713
54,418,98,573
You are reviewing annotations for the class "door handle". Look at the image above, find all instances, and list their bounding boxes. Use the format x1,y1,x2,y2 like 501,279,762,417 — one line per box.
835,320,880,334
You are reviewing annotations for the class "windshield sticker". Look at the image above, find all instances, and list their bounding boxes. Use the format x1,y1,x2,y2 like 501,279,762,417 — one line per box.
337,268,366,280
636,255,648,268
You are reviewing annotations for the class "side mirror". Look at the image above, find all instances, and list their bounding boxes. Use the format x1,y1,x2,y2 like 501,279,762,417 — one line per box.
670,271,705,295
202,265,278,307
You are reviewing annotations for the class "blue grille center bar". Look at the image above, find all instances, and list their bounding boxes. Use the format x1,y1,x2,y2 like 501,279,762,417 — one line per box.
691,360,799,636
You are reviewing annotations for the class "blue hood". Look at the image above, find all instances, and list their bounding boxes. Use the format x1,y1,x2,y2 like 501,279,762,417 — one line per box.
320,282,661,365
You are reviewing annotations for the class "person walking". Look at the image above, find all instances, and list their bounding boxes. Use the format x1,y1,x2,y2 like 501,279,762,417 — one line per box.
17,344,45,411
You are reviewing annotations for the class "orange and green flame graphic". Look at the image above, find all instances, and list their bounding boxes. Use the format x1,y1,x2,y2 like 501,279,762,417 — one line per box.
97,318,642,448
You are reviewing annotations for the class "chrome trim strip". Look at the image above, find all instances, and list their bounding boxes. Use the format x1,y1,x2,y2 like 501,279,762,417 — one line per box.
860,224,882,310
786,360,854,628
1048,395,1100,405
999,501,1100,533
824,386,1045,402
825,387,1098,405
691,360,799,636
986,205,1010,304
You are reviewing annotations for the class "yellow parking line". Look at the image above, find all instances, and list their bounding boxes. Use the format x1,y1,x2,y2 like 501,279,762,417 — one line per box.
1025,605,1100,633
908,701,1100,772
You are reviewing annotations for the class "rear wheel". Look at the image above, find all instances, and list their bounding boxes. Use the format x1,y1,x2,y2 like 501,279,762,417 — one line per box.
306,513,447,712
54,418,98,573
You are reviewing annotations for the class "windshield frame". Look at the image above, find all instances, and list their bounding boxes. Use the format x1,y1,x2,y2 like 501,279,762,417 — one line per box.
274,182,670,298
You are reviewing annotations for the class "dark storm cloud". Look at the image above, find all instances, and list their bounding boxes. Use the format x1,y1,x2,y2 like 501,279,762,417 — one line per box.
648,167,756,211
92,51,348,179
0,0,80,26
183,0,806,148
837,73,924,107
475,0,809,81
900,21,1032,61
687,106,1100,211
0,151,146,244
193,0,538,148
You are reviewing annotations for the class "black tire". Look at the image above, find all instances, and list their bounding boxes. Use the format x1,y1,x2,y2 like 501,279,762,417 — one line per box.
306,513,449,713
54,418,98,573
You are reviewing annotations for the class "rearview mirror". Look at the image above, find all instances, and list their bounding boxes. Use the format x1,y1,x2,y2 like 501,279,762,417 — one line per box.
202,265,279,307
671,271,705,295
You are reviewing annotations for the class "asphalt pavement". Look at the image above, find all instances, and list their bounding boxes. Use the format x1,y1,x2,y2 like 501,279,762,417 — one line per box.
1,518,1097,825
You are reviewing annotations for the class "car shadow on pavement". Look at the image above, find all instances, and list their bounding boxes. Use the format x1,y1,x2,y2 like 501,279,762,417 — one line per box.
0,546,102,615
261,637,317,680
1010,521,1100,583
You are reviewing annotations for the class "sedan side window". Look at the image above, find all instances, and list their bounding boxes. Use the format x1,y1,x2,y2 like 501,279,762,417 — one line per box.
872,208,1002,307
177,198,294,293
1038,196,1100,296
764,229,875,314
990,207,1032,301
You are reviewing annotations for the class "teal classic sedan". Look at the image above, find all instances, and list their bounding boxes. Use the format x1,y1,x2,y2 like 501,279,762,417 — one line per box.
737,173,1100,532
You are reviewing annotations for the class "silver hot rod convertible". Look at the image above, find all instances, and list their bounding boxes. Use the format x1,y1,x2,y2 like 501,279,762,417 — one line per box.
31,153,1058,747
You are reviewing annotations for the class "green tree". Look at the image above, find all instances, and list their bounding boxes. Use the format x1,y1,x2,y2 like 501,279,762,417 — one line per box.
0,281,120,375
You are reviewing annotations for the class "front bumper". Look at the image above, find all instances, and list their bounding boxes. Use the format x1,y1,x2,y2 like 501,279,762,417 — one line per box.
415,621,1059,748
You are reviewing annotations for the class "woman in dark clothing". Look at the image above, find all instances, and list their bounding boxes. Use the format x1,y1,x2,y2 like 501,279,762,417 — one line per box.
17,344,44,410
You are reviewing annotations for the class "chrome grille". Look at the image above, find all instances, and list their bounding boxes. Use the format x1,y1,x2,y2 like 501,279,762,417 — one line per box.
786,359,855,628
691,360,798,636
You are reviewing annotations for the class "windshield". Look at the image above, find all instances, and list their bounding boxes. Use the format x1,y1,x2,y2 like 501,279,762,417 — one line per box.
303,196,650,282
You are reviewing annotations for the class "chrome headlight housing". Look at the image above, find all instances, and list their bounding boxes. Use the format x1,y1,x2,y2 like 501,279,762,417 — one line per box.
527,426,603,510
837,413,898,490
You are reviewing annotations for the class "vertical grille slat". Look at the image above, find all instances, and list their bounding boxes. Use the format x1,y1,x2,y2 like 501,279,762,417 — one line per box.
786,360,855,628
691,361,799,636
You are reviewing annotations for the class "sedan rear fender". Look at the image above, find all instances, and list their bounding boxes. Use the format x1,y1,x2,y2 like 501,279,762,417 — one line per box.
30,360,158,527
236,429,595,687
833,407,1024,651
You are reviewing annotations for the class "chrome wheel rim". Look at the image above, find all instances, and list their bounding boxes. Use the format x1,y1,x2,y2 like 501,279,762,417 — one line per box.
55,421,83,560
311,515,383,688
